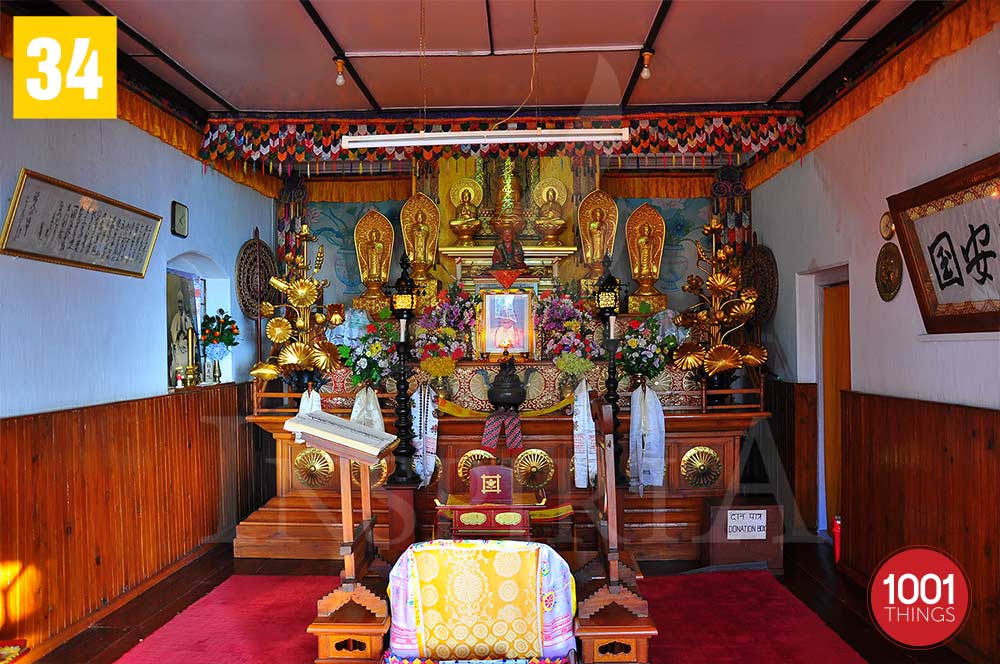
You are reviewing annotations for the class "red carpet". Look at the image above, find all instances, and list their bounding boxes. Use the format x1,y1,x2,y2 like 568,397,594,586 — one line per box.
113,576,338,664
639,571,865,664
115,572,862,664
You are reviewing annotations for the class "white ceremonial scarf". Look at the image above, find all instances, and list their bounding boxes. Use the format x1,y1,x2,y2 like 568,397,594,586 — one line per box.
411,384,439,488
294,388,324,442
629,384,665,496
572,378,598,489
350,385,385,433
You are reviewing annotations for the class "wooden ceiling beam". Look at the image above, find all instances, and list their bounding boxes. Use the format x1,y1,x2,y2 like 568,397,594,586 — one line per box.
298,0,381,112
766,0,879,106
620,0,673,109
83,0,238,113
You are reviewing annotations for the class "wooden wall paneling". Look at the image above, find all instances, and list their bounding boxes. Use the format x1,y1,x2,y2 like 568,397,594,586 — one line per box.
840,392,1000,664
764,379,818,532
0,382,269,662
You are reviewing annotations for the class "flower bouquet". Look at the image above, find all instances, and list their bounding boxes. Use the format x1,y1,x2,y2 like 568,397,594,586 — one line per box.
535,286,585,358
339,320,396,389
200,309,240,383
550,321,602,398
417,282,480,354
415,327,466,399
619,317,672,384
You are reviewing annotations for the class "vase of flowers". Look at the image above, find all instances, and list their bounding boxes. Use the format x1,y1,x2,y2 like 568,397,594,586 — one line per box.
550,321,602,398
415,328,465,400
619,317,671,388
338,322,395,390
535,287,585,359
417,281,480,357
200,309,240,384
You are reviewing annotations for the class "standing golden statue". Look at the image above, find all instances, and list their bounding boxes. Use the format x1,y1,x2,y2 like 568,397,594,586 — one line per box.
401,192,440,305
625,203,668,313
532,178,569,246
353,210,393,315
449,178,483,246
578,189,619,285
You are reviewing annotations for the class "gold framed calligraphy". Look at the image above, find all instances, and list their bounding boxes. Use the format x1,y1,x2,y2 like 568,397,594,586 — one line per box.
888,152,1000,333
1,169,161,278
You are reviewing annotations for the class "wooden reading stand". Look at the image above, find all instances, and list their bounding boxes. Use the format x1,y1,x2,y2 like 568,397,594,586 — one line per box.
575,397,658,664
284,412,394,664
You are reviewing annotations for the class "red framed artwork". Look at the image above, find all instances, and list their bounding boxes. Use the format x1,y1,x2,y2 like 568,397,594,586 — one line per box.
887,152,1000,334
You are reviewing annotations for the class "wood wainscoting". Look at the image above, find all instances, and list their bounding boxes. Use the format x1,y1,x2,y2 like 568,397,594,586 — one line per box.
840,391,999,664
765,380,818,532
0,382,273,662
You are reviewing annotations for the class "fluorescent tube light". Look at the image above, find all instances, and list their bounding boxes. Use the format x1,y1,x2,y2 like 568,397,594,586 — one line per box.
340,127,629,150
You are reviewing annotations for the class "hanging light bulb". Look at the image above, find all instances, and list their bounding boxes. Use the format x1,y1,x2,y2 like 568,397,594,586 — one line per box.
640,51,653,80
335,58,346,87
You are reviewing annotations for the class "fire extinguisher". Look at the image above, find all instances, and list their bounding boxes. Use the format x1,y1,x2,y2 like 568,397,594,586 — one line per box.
833,515,842,563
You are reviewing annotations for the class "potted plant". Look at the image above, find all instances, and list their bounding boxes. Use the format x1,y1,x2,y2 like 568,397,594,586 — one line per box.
415,327,465,400
618,317,672,390
200,309,240,383
550,321,602,398
338,314,396,391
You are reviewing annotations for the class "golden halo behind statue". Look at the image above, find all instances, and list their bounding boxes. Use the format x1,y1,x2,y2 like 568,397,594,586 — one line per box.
532,178,568,208
449,177,483,207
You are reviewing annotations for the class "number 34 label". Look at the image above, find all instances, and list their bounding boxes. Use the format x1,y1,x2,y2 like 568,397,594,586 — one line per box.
13,16,117,119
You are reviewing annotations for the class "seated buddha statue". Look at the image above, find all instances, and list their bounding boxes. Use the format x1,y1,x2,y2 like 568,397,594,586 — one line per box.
534,185,567,246
491,228,526,269
450,188,481,246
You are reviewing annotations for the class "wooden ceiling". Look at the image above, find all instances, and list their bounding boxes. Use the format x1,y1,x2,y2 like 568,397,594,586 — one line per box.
41,0,927,116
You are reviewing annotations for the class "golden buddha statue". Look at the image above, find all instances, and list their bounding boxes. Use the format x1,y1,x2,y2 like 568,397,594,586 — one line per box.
353,209,393,315
578,189,618,279
449,178,483,247
625,202,667,313
401,192,440,304
532,178,569,246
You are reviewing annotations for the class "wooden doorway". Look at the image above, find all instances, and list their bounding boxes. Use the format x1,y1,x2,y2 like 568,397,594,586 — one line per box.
821,283,851,533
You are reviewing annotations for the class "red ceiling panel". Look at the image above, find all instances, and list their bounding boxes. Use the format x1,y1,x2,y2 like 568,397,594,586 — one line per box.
313,0,490,54
489,0,660,52
777,41,863,103
845,0,910,39
354,50,634,108
630,0,868,104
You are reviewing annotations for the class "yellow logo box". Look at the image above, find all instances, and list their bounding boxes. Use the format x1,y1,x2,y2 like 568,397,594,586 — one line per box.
13,16,117,119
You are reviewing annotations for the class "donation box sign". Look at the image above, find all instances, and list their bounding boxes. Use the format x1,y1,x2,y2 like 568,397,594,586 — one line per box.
727,509,767,540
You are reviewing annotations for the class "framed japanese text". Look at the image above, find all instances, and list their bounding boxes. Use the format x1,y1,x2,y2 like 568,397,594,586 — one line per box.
1,169,162,278
888,153,1000,334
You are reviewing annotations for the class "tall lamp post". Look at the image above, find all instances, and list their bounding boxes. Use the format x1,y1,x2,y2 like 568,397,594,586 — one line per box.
388,254,420,484
594,253,627,485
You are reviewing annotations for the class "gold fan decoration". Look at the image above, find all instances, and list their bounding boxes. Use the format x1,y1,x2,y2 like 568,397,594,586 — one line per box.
294,448,334,488
673,216,768,376
514,448,555,490
252,223,341,381
680,446,722,488
351,457,392,488
458,449,497,486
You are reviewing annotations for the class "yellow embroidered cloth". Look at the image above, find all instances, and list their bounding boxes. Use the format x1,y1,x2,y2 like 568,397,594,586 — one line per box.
388,540,576,661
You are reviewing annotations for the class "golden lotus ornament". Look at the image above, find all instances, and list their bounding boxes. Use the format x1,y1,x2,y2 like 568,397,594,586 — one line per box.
278,342,314,370
741,343,769,367
249,361,280,381
728,301,755,320
265,317,293,343
741,287,759,304
287,279,319,308
260,301,275,317
673,342,708,371
703,344,742,376
310,340,341,372
706,273,737,298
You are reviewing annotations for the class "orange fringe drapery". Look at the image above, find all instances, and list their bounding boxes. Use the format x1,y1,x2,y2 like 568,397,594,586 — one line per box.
1,13,12,60
116,86,283,198
305,176,411,203
746,0,1000,190
601,173,714,199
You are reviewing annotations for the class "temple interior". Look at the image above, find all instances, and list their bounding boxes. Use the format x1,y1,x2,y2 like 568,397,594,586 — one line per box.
1,2,998,663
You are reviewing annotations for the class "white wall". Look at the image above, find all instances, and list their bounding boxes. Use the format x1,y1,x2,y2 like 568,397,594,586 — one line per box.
752,25,1000,410
0,60,274,417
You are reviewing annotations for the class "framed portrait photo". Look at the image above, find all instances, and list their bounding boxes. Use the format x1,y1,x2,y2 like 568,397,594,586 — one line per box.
888,152,1000,334
479,290,535,357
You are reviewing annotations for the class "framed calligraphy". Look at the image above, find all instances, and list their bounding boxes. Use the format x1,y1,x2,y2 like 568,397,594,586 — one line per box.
888,152,1000,334
1,169,162,278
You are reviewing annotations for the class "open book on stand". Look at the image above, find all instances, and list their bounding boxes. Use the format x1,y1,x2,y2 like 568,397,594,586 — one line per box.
284,410,396,464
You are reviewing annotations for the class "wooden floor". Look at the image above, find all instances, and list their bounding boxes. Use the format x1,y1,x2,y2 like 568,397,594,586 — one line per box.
40,543,968,664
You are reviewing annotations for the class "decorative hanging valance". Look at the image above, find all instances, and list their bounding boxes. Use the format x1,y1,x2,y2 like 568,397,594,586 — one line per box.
199,112,805,171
